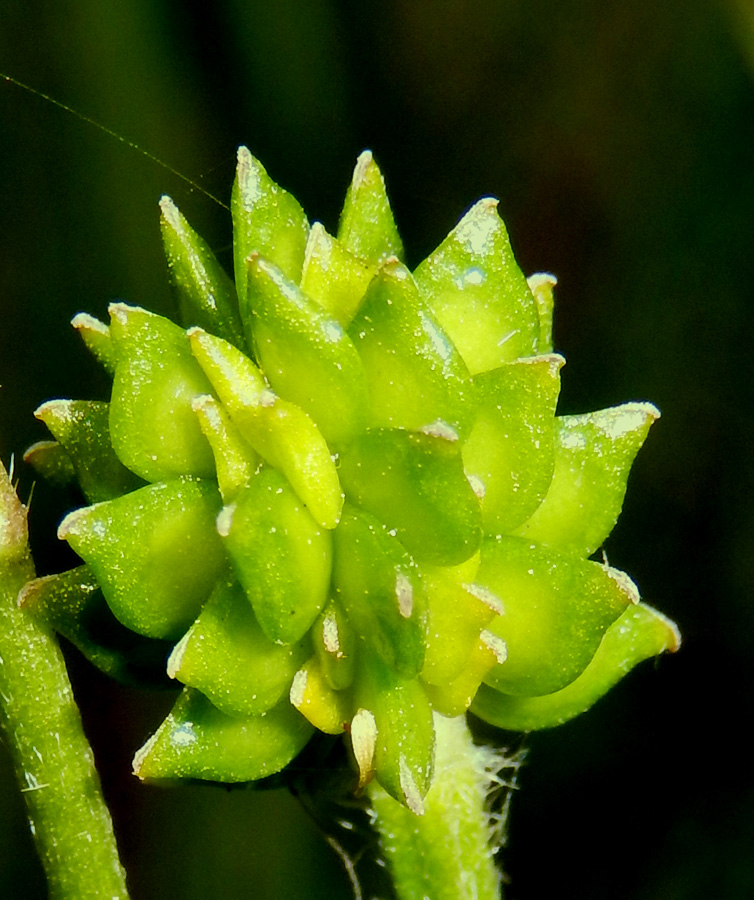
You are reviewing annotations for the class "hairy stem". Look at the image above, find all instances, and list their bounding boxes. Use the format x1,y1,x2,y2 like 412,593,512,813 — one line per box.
0,462,129,900
367,713,509,900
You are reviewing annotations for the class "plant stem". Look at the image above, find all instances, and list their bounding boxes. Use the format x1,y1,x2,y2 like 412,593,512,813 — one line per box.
367,713,506,900
0,462,130,899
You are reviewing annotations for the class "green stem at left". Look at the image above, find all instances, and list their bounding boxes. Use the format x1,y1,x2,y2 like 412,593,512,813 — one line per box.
0,461,130,900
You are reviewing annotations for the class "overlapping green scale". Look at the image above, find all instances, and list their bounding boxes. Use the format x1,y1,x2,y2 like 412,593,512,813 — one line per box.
27,147,678,814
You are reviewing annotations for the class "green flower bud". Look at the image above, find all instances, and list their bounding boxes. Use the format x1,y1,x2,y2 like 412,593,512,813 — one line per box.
28,149,678,810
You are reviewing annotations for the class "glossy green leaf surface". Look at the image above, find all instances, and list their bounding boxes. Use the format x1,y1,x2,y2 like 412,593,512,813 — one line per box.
109,304,216,482
339,428,482,566
35,399,143,503
191,393,258,503
463,355,562,535
231,146,309,296
23,440,76,487
349,260,471,435
72,312,118,374
471,602,680,730
189,327,343,529
300,222,376,327
337,150,403,264
413,199,540,373
160,195,246,348
59,478,226,640
514,402,660,556
332,504,426,678
355,652,435,814
19,566,172,689
477,536,635,696
168,578,309,716
218,466,332,645
133,688,313,783
243,255,369,446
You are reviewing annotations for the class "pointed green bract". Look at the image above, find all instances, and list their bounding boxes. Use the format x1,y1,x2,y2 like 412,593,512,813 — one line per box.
513,402,660,556
349,261,471,435
109,304,217,482
59,478,226,640
339,428,482,566
355,652,435,814
471,602,680,730
192,394,258,502
414,199,540,373
35,399,143,503
133,688,313,783
231,146,309,298
72,312,118,374
332,505,426,678
463,355,563,535
477,536,635,696
243,255,370,447
218,466,332,645
189,327,343,529
160,195,246,348
168,579,309,717
19,566,171,688
337,150,403,264
23,440,76,487
300,222,376,326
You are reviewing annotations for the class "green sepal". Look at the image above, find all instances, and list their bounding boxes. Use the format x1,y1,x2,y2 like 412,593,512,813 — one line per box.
349,260,471,436
132,688,314,783
34,399,144,503
338,428,482,566
108,304,216,482
167,578,309,717
192,394,258,503
18,565,173,689
243,255,370,447
311,598,356,691
332,504,426,678
419,557,502,687
189,328,343,529
159,195,246,348
463,355,563,535
413,198,540,374
23,440,76,487
527,273,556,353
337,150,403,265
513,402,660,556
478,536,635,696
300,222,376,327
72,312,118,374
471,601,680,731
231,146,309,300
58,477,226,640
354,652,435,815
217,466,332,645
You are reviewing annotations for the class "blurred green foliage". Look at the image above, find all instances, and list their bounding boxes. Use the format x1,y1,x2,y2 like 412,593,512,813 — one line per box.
2,1,754,898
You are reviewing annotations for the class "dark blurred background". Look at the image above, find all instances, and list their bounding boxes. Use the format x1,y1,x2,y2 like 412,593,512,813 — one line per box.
2,1,753,898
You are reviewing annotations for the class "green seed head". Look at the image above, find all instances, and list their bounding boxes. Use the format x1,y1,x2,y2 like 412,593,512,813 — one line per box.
26,148,679,813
